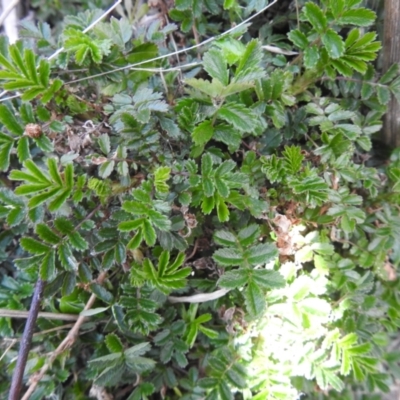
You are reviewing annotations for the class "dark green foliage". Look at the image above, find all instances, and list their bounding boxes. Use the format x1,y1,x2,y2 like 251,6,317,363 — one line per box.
1,0,400,399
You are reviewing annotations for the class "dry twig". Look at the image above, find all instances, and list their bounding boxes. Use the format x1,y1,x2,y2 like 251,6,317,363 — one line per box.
20,271,108,400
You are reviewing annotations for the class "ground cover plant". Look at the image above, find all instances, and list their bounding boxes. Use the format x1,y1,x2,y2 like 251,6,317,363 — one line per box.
1,0,400,398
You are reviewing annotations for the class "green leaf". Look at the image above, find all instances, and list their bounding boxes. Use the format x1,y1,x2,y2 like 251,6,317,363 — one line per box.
304,45,320,69
48,188,72,212
99,160,115,179
218,269,248,289
288,29,308,49
377,85,391,105
142,219,156,246
330,0,344,18
245,243,278,265
337,9,376,27
201,153,213,176
47,158,63,186
0,105,24,135
216,197,229,222
58,243,78,271
303,2,327,33
118,219,144,232
98,133,111,154
213,248,244,266
154,166,171,193
237,224,260,247
192,120,214,147
105,333,124,353
20,237,50,254
214,230,237,246
236,39,262,77
251,270,285,289
203,177,215,197
40,250,56,281
6,207,25,227
147,210,171,231
127,230,143,250
201,195,215,214
0,142,13,171
203,47,229,86
217,103,257,132
17,136,30,162
28,187,60,209
283,145,304,174
90,283,114,303
322,29,345,59
24,159,50,183
215,160,236,177
245,281,265,317
68,231,88,251
36,223,61,245
380,63,399,84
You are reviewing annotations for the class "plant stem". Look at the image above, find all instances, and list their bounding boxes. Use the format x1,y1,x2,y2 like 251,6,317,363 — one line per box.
20,271,107,400
9,278,45,400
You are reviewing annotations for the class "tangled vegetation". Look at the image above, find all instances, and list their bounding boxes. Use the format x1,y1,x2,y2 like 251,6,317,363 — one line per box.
1,0,400,398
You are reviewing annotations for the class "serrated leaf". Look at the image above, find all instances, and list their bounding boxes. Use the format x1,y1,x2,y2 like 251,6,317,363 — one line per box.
288,29,308,49
377,85,391,105
245,281,265,317
214,230,237,246
251,270,285,289
0,104,24,135
40,250,55,280
201,195,215,214
216,198,229,222
322,29,345,59
17,136,30,162
6,207,25,226
99,160,115,179
105,333,124,353
213,248,244,266
147,210,171,230
236,39,262,77
303,2,327,33
36,223,61,244
142,219,156,246
98,134,111,154
48,188,71,212
304,45,320,69
118,219,144,232
0,142,13,171
58,242,78,271
380,63,399,84
127,230,143,250
203,47,229,86
20,237,49,254
217,103,257,132
338,8,376,27
192,120,214,147
245,243,278,265
218,269,248,289
90,283,114,303
154,166,171,193
237,224,260,247
68,231,88,251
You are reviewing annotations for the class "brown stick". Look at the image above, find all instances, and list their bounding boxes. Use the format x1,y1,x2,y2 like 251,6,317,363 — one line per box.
9,279,45,400
383,0,400,147
0,309,79,321
20,271,107,400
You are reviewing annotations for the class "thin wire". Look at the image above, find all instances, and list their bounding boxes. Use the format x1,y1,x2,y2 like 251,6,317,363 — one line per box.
0,0,123,99
0,0,279,102
67,0,279,85
47,0,122,61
